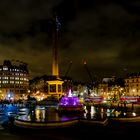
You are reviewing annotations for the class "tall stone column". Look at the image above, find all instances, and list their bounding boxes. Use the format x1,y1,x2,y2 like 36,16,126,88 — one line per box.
47,15,64,99
52,16,60,77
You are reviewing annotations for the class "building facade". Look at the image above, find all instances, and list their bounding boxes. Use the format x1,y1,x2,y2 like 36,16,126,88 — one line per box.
0,60,29,100
125,74,140,96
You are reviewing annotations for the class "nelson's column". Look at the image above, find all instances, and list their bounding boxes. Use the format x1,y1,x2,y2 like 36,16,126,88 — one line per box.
47,16,64,99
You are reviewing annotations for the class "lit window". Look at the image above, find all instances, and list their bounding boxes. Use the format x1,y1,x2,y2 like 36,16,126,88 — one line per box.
3,67,8,71
15,77,19,80
10,81,14,84
3,77,8,79
2,81,8,83
10,77,14,79
15,81,19,84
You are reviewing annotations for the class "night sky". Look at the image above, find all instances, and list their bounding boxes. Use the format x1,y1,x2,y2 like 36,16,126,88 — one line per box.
0,0,140,82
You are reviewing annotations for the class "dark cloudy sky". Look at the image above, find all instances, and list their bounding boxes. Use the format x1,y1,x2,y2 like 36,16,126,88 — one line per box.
0,0,140,82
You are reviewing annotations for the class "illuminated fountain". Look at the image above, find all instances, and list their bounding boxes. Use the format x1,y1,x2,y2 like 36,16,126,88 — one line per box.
56,89,85,113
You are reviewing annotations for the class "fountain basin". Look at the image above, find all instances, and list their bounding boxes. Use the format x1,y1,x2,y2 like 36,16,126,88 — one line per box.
56,105,85,113
14,118,79,129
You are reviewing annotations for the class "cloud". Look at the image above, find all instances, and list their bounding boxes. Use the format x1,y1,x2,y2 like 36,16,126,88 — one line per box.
0,0,140,82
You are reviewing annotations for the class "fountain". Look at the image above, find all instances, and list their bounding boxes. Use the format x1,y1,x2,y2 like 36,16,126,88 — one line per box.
56,89,85,113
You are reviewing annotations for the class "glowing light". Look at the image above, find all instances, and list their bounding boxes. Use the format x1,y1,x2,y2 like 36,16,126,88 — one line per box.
132,89,136,92
59,89,81,106
8,94,10,98
67,89,72,97
90,106,96,119
132,112,136,116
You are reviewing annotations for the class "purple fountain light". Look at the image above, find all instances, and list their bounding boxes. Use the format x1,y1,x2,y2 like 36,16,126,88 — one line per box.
60,89,80,106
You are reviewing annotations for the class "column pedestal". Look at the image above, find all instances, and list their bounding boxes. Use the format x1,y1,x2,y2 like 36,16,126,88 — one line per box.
47,79,64,99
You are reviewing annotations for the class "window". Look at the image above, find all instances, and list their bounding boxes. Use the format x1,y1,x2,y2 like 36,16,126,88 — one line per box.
24,78,27,81
58,85,62,92
15,81,19,84
3,77,8,79
2,81,8,83
10,77,14,79
15,77,19,80
3,66,8,71
50,84,56,92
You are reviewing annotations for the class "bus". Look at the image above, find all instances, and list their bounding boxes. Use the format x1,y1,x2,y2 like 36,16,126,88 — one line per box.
120,96,140,104
85,96,105,104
